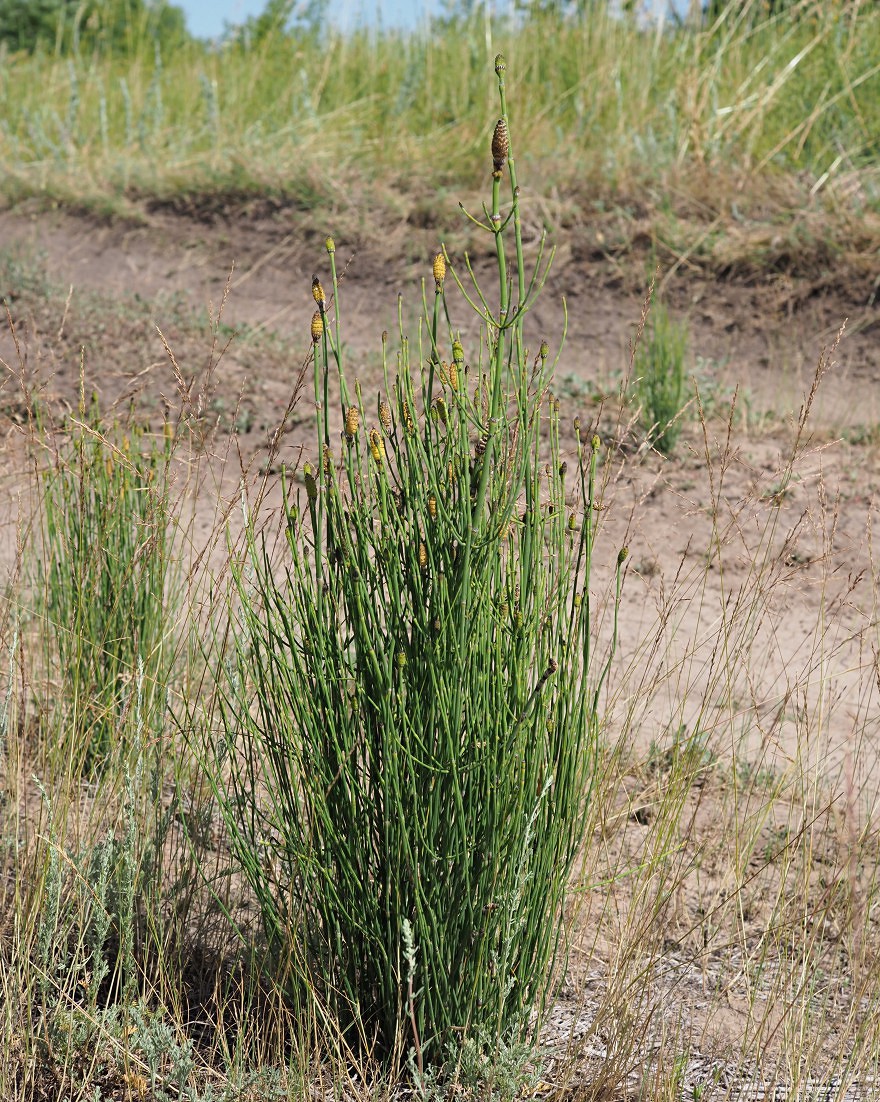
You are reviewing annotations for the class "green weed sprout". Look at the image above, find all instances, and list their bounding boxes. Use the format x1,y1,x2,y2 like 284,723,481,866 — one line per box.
212,55,627,1072
633,297,689,455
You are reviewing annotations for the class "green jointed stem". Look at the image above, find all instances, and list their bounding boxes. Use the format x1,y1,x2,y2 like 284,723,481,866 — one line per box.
212,50,623,1072
496,58,527,362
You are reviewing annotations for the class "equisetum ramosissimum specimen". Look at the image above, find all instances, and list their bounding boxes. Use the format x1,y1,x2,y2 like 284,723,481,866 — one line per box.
219,51,628,1074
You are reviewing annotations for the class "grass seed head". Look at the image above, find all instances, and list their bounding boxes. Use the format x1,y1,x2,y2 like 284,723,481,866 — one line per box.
312,276,326,311
433,252,446,292
310,310,324,344
344,405,360,439
492,118,509,177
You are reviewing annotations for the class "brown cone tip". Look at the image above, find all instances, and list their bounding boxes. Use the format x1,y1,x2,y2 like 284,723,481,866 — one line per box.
492,119,509,172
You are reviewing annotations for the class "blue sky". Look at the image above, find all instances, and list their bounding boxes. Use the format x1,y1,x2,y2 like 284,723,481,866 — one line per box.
177,0,687,39
178,0,439,37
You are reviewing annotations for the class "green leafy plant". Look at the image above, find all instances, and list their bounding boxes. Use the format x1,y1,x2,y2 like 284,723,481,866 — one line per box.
633,297,689,455
207,55,626,1072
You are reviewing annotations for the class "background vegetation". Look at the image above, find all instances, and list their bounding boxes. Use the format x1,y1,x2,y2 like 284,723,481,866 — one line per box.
0,0,877,259
0,0,189,54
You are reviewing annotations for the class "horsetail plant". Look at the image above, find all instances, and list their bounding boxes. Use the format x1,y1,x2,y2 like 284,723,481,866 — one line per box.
212,55,627,1073
33,390,178,775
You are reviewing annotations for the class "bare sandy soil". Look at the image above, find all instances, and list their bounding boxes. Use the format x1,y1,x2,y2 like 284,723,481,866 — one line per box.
2,200,879,1093
2,200,876,774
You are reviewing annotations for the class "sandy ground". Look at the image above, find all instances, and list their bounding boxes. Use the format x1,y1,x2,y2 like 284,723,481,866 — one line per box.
2,201,876,789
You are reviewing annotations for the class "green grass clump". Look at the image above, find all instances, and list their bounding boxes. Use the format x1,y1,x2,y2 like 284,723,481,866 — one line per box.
33,391,178,773
633,298,689,455
206,56,626,1072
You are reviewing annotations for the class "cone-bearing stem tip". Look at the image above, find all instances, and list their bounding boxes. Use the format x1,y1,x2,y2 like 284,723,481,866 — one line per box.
432,252,446,291
492,118,509,173
344,406,360,439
